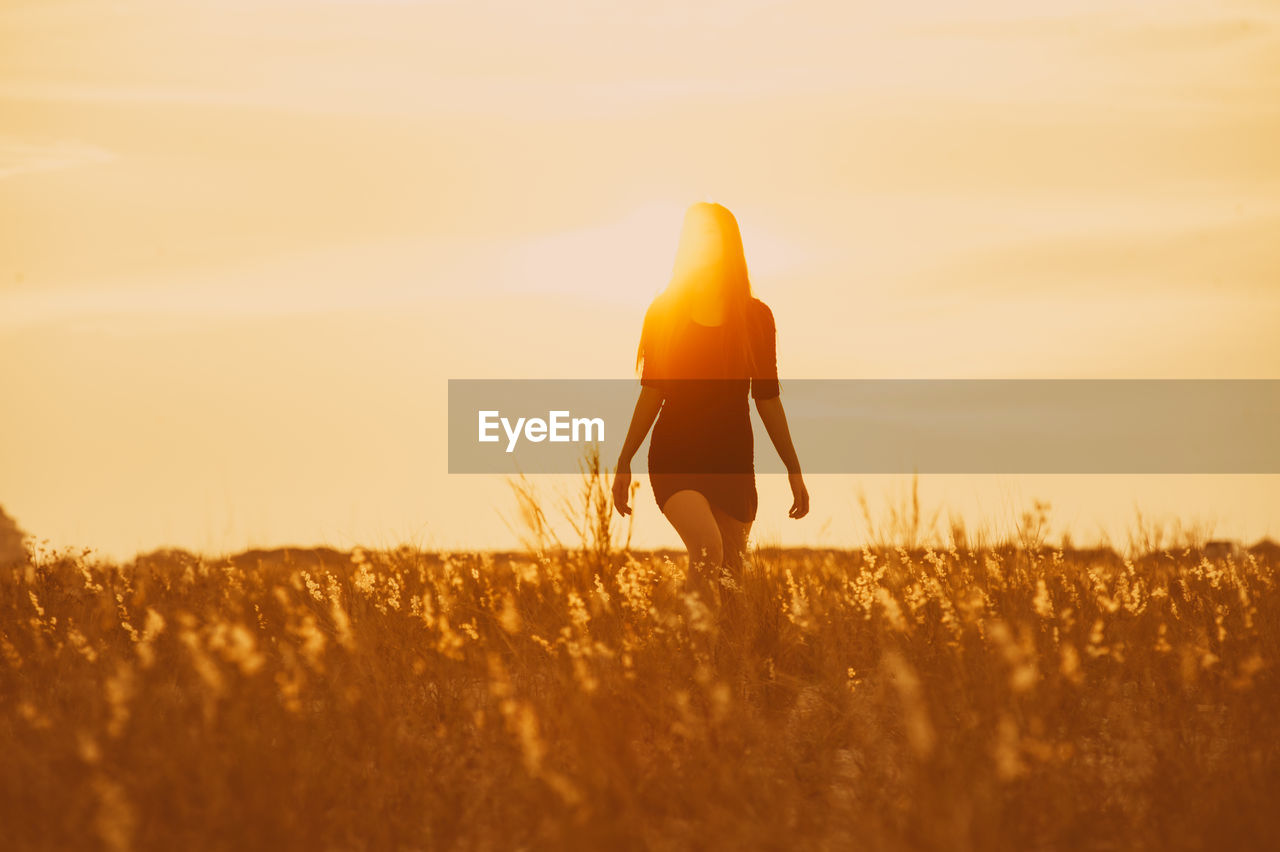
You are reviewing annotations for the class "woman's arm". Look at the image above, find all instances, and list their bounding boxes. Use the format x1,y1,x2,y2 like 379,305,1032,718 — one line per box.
612,385,664,516
755,396,800,473
755,395,810,518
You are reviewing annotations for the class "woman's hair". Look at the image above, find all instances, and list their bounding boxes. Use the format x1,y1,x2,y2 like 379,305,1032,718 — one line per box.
637,202,757,379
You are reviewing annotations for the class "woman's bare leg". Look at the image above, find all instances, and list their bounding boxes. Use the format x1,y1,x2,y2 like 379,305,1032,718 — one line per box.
710,506,751,586
660,490,723,605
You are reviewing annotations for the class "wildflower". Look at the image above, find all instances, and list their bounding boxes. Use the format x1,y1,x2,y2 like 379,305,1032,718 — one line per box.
875,587,907,633
301,571,324,603
498,594,522,634
682,591,714,635
1032,579,1053,619
1085,619,1109,658
567,591,591,632
593,574,612,606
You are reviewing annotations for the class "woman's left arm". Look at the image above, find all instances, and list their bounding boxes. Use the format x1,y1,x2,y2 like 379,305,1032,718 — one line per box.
755,396,809,519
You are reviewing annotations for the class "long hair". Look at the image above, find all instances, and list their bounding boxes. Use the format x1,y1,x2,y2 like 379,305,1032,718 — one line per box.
636,202,757,380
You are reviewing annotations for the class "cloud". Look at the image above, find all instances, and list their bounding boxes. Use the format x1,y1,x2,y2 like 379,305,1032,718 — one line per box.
0,137,116,180
915,210,1280,301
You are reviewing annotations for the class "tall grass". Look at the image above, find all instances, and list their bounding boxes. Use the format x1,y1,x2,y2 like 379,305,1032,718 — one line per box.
3,491,1279,850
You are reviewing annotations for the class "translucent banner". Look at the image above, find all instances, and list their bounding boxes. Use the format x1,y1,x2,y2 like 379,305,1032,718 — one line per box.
448,379,1280,474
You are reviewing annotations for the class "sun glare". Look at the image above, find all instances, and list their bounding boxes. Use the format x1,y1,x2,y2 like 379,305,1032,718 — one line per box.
491,198,818,306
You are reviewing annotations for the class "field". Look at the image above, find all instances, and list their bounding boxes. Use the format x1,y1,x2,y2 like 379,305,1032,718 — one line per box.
3,510,1280,851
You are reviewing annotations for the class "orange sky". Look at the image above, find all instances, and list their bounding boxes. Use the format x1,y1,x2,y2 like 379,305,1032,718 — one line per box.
2,0,1278,560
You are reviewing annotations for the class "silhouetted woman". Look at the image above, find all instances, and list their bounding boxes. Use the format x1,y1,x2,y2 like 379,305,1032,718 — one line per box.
612,202,808,595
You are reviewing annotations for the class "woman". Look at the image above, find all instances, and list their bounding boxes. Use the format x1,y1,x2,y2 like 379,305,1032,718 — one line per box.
611,201,809,591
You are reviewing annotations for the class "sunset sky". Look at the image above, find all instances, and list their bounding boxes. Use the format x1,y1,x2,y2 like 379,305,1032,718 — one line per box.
2,0,1278,560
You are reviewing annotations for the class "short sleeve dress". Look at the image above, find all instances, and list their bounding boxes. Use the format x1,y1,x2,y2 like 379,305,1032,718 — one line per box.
640,298,780,523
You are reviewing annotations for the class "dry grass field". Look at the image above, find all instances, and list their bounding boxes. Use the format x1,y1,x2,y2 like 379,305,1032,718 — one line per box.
3,489,1279,851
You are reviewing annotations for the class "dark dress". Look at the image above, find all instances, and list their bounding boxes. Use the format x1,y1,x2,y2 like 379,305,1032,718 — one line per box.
641,298,780,523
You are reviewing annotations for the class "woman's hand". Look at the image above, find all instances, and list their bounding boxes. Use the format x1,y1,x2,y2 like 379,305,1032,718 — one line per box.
612,461,633,516
787,471,810,519
613,387,663,518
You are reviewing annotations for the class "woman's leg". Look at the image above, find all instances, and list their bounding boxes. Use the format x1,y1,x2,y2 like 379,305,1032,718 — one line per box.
660,490,723,603
709,507,751,633
710,506,751,583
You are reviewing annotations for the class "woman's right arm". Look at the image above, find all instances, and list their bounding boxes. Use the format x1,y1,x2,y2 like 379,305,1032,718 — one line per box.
612,385,664,516
756,395,810,519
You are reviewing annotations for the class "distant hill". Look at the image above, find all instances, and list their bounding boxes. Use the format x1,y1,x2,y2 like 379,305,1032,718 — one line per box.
0,505,27,568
